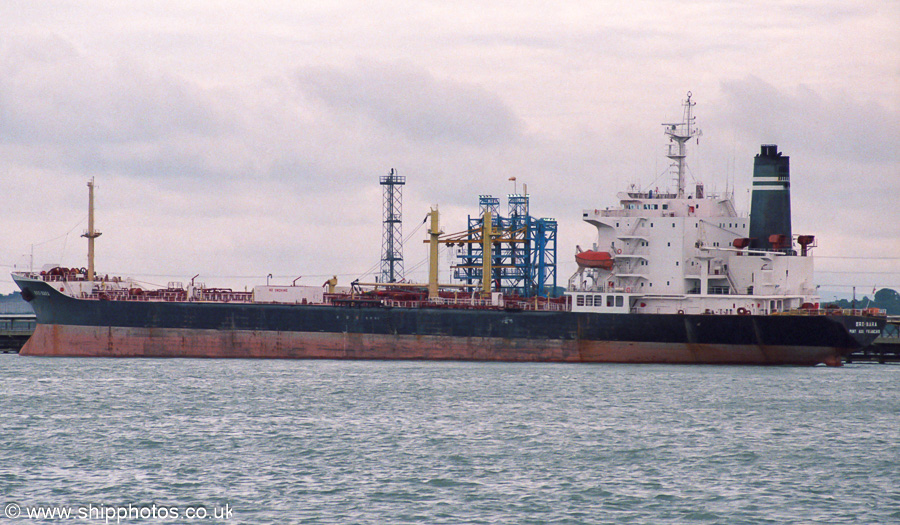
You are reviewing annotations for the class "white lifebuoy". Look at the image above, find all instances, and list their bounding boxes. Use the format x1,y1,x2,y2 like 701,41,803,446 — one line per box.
625,287,632,293
616,248,622,254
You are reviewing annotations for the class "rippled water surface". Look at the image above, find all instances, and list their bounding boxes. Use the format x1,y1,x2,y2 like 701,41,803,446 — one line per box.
2,356,899,524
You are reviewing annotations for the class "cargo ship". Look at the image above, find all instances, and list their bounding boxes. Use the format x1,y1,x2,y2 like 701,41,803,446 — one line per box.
12,94,885,365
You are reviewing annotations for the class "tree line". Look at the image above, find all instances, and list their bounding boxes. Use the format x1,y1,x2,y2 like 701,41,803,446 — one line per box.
826,288,900,315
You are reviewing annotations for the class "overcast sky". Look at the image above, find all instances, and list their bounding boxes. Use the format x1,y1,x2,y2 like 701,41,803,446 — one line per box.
1,1,898,297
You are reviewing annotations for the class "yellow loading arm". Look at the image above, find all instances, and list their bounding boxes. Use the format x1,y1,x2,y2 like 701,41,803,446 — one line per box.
427,207,442,299
481,210,493,297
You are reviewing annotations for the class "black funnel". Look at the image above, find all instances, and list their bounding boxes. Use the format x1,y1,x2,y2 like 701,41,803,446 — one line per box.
749,145,792,252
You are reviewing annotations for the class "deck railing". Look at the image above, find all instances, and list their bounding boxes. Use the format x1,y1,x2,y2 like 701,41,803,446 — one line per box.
783,308,885,317
382,297,568,311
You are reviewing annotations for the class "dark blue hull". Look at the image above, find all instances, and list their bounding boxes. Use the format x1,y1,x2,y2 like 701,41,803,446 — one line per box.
14,275,884,365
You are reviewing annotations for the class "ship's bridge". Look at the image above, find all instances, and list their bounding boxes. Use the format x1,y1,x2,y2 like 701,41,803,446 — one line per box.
583,192,737,224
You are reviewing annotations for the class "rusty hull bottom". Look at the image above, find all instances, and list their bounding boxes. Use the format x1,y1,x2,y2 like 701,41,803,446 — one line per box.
20,324,845,366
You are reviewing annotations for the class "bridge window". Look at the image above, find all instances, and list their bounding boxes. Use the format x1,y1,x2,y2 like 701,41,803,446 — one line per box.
576,295,584,306
607,295,615,307
585,295,593,306
616,296,624,307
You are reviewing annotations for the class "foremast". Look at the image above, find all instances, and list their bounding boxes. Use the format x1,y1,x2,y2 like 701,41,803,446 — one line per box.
81,178,102,282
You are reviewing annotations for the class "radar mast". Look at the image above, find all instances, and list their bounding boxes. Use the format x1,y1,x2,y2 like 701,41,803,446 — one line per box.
662,92,701,198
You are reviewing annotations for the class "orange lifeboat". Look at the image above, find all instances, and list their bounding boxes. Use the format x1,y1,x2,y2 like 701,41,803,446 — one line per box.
575,250,614,270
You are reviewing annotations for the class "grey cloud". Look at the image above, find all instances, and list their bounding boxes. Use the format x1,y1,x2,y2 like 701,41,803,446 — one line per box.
294,61,524,146
0,36,243,181
0,36,227,177
717,76,899,164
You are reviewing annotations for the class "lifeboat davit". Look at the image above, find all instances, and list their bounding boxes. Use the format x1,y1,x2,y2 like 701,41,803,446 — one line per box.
575,250,614,270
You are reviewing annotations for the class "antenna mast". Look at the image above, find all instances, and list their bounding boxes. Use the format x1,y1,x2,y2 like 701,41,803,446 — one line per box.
81,177,102,281
662,91,701,198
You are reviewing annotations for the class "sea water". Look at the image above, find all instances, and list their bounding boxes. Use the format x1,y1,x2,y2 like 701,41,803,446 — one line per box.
1,356,898,524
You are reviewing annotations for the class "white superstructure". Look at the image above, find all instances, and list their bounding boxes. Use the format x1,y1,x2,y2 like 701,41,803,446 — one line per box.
567,94,818,315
